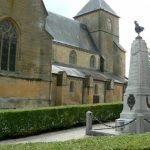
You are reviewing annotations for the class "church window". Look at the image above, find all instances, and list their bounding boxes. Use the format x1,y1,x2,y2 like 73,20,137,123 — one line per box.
90,55,96,68
70,81,75,92
0,20,17,72
69,51,77,65
100,56,105,72
94,84,98,94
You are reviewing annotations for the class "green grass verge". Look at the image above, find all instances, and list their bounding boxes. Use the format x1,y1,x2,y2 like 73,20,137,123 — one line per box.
0,133,150,150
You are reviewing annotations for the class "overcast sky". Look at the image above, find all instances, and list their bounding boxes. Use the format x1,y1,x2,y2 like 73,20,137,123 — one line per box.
43,0,150,76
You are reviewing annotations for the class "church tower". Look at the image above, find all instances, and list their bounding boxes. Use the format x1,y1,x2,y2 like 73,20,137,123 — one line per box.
74,0,125,77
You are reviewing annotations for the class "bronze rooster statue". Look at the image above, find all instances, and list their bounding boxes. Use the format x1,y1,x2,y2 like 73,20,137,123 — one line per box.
134,21,144,36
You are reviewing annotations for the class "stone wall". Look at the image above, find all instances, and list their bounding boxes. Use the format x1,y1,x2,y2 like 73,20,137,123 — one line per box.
0,76,51,108
51,72,124,105
0,0,52,79
0,0,52,108
105,83,123,102
52,43,100,70
113,43,126,77
51,74,83,105
62,77,83,105
75,11,100,50
93,80,105,103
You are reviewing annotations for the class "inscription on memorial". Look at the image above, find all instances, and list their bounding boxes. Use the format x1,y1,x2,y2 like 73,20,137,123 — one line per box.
127,94,135,110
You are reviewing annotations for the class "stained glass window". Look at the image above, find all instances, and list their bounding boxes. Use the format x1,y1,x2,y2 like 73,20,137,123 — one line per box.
0,20,17,72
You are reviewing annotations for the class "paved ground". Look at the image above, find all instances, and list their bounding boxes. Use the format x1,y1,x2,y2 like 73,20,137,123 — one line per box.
0,122,119,144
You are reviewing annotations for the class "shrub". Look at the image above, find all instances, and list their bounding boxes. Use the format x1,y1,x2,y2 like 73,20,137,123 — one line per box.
0,103,122,140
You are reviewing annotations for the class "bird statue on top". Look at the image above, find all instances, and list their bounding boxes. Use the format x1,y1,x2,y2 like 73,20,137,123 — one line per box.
134,21,144,38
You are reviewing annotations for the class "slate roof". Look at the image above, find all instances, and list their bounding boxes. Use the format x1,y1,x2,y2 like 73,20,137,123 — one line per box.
46,12,98,52
52,63,124,83
103,72,125,83
75,0,118,18
113,41,126,52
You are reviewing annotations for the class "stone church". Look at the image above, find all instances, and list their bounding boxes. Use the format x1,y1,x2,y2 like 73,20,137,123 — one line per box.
0,0,126,108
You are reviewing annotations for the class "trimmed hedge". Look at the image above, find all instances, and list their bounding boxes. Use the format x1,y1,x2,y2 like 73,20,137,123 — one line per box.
0,103,122,140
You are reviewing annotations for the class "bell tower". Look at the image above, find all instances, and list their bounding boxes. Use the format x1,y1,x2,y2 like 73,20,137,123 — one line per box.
74,0,125,77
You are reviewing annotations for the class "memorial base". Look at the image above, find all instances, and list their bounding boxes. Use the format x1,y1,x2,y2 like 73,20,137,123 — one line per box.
116,113,150,133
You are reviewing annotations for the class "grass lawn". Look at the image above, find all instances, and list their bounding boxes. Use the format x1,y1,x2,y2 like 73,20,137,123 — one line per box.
0,133,150,150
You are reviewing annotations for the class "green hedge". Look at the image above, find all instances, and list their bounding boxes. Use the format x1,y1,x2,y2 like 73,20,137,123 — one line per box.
0,103,122,140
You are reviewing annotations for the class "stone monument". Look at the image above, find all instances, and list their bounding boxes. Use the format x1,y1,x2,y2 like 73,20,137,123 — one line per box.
116,21,150,133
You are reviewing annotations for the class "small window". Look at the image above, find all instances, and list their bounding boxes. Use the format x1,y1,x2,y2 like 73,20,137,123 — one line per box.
106,18,112,32
105,80,114,90
70,81,75,92
110,80,114,89
90,55,96,68
0,20,17,72
94,84,98,95
69,51,77,65
100,56,105,72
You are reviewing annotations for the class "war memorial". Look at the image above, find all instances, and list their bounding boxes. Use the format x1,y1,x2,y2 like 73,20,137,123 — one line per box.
116,21,150,133
86,21,150,135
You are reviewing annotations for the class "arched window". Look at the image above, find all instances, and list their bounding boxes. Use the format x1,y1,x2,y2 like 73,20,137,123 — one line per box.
106,18,112,32
69,51,77,65
90,55,96,68
94,84,98,95
0,20,17,72
100,56,105,72
70,81,75,92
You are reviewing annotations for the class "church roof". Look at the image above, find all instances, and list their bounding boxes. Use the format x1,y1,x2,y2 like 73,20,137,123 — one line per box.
113,41,126,52
46,12,98,52
75,0,118,18
52,63,124,83
52,63,107,81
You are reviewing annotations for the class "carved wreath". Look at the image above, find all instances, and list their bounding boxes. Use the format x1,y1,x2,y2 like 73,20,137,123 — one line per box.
127,94,135,111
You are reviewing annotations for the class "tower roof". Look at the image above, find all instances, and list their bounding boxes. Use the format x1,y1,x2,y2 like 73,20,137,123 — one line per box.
75,0,118,18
